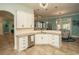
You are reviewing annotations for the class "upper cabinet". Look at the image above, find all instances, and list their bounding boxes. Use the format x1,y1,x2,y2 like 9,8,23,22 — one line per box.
16,9,34,28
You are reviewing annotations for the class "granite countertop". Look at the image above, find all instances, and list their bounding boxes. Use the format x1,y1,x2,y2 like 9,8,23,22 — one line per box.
16,30,61,38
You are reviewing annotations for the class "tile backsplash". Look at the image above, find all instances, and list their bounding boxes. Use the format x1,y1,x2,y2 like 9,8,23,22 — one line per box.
16,28,34,35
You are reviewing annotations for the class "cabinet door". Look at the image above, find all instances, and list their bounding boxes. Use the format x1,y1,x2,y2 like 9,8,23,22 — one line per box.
51,35,60,48
46,34,52,44
17,10,24,28
19,37,28,50
35,34,52,44
38,34,48,44
23,10,34,28
27,13,34,28
41,34,48,44
16,10,34,28
35,34,43,44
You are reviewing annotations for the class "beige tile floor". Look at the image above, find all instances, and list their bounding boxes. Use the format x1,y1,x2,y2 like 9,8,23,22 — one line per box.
0,40,79,55
0,34,79,55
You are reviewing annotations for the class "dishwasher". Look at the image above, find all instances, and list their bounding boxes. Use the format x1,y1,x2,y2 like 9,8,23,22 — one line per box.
28,34,35,48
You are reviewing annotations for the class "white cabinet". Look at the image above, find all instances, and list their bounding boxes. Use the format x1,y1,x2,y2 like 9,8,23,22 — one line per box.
35,34,43,44
16,10,34,28
35,34,61,48
42,34,52,44
16,10,24,28
35,34,52,44
50,35,61,48
19,36,28,50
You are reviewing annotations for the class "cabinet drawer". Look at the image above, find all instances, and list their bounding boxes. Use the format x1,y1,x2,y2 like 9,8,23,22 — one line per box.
19,42,27,50
19,37,28,50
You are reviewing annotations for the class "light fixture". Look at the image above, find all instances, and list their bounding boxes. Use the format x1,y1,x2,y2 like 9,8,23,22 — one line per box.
40,3,48,9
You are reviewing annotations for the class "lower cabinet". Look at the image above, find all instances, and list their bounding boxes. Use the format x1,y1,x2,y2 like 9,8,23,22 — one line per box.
50,35,61,48
35,34,61,48
17,33,61,51
18,35,35,51
35,34,43,44
35,34,53,44
19,36,28,51
35,34,50,44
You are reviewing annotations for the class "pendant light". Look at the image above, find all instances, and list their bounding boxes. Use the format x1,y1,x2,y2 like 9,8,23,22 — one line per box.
40,3,48,9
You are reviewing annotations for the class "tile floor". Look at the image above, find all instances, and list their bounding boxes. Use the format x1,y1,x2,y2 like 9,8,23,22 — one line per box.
0,34,79,55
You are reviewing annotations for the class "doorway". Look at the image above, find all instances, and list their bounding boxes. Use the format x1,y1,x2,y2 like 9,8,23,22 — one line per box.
0,10,14,49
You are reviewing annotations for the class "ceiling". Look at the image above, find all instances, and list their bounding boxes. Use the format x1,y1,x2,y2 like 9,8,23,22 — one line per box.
0,3,79,18
22,3,79,17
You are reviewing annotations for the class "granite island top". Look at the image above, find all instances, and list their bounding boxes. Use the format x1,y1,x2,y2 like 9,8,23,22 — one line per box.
16,30,61,38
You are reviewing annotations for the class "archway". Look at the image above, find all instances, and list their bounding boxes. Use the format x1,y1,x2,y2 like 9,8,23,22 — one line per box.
0,10,14,49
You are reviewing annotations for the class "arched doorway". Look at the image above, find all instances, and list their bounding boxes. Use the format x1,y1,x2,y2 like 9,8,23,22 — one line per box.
0,10,14,49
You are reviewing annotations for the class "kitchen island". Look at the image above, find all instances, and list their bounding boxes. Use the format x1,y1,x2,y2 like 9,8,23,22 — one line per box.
16,30,62,51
